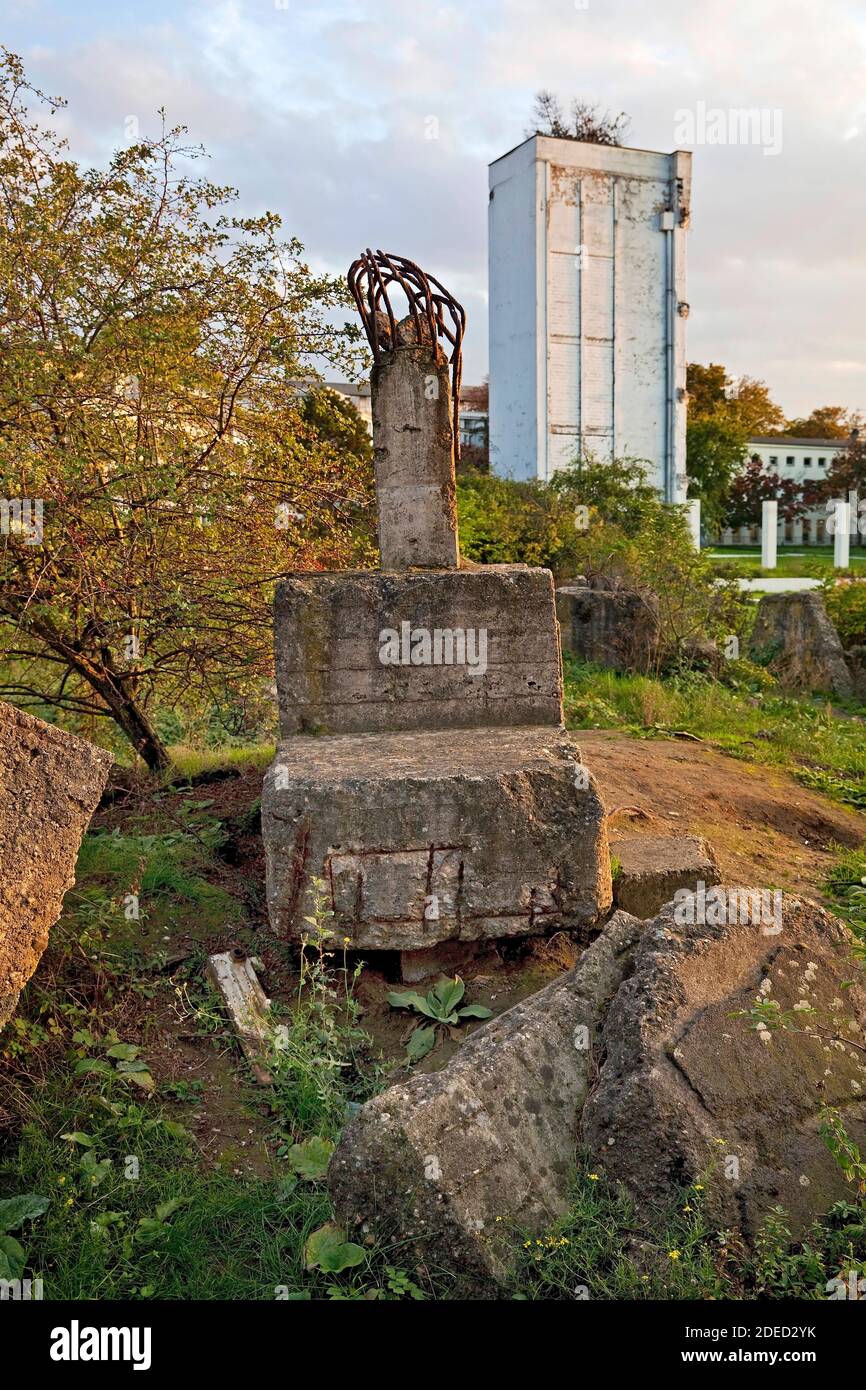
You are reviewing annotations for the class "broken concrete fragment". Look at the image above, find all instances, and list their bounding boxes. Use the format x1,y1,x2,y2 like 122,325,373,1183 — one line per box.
581,893,866,1235
611,833,721,919
262,726,611,950
206,950,276,1084
273,566,563,736
0,702,112,1029
328,910,642,1295
749,591,853,699
557,583,660,674
400,940,481,984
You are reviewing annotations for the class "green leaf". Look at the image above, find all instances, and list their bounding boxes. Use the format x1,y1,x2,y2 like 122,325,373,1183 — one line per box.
121,1069,155,1094
106,1043,140,1061
154,1197,191,1224
457,1004,493,1020
405,1026,436,1063
0,1235,26,1280
387,990,429,1013
61,1132,95,1148
287,1136,334,1181
305,1222,366,1274
74,1058,113,1077
432,976,464,1015
0,1194,50,1233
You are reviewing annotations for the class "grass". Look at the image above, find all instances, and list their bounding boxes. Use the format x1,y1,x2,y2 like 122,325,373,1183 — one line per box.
706,545,866,580
507,1161,866,1301
563,656,866,808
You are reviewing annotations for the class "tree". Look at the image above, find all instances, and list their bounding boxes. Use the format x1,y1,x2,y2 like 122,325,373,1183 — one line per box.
549,454,661,535
821,431,866,545
686,363,785,529
527,91,631,146
723,456,806,531
780,406,862,439
0,52,373,770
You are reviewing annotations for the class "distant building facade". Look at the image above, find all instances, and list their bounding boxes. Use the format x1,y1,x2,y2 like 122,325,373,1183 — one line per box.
488,134,691,499
719,436,847,546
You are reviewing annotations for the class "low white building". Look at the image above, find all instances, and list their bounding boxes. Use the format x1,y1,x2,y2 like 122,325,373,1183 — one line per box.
719,436,846,545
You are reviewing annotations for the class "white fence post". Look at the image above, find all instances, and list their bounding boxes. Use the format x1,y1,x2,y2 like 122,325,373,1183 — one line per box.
761,500,778,569
686,498,701,549
834,500,851,569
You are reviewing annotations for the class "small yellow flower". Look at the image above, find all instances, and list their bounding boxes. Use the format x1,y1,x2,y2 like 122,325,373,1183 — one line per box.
343,936,351,945
641,1274,649,1282
65,1197,74,1207
57,1175,66,1185
683,1204,693,1213
668,1250,681,1261
693,1183,704,1191
588,1173,599,1181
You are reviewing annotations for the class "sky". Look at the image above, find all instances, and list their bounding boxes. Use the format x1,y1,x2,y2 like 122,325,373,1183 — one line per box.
3,0,866,417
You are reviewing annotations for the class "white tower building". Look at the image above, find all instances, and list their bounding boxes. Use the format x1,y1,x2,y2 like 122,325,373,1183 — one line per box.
488,135,691,500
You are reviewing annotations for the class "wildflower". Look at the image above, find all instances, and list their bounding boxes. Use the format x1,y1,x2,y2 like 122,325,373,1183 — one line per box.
759,978,772,997
668,1250,681,1261
683,1204,693,1213
587,1173,599,1181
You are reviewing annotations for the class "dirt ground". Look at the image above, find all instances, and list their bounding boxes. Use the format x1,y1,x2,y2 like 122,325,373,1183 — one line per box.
579,729,866,897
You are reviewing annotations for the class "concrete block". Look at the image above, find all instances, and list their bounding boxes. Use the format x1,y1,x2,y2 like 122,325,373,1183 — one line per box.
262,726,612,950
274,566,563,735
328,909,642,1295
556,583,659,673
372,350,458,569
749,591,853,699
611,833,721,920
0,702,112,1028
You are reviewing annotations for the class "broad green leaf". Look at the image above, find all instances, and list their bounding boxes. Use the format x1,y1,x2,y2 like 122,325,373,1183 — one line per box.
0,1235,26,1280
107,1043,140,1061
305,1222,365,1274
61,1132,95,1148
287,1136,334,1181
0,1194,50,1233
121,1069,155,1094
405,1026,436,1063
387,990,429,1012
432,976,464,1015
74,1058,113,1077
457,1004,493,1020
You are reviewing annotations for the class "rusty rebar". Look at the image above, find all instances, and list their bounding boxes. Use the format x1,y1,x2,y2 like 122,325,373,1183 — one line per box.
347,249,466,457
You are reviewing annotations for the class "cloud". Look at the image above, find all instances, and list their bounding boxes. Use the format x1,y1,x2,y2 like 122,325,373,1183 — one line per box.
7,0,866,410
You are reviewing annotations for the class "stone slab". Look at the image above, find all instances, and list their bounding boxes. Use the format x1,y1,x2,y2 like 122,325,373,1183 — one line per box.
328,910,642,1295
274,566,563,735
611,833,721,919
0,702,112,1028
582,893,866,1235
262,726,611,950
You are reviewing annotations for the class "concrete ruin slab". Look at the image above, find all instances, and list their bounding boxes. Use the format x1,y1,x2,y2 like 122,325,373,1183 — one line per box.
328,910,642,1295
0,702,112,1028
274,566,563,735
262,727,611,950
582,893,866,1235
556,583,660,673
611,833,721,919
749,590,853,699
